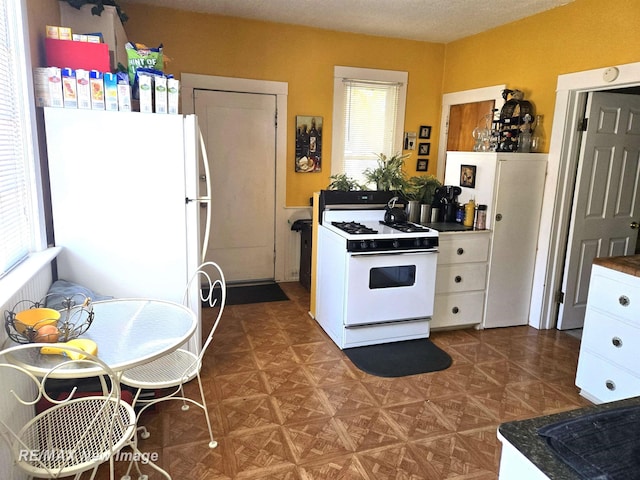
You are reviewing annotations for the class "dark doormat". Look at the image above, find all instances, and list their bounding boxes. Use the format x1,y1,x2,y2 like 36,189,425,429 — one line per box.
224,283,289,306
344,339,452,377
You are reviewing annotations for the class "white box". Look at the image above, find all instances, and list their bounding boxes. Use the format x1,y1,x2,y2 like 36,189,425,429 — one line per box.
104,72,118,111
138,74,153,113
154,76,167,114
59,3,128,71
33,67,63,108
167,78,179,115
75,69,91,110
61,68,77,109
117,81,131,112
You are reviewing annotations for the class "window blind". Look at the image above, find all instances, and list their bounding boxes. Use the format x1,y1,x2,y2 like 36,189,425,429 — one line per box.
341,79,401,185
0,0,34,277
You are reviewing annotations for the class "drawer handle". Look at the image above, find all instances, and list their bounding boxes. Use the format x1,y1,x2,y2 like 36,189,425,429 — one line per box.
452,306,459,314
619,295,630,307
605,380,616,391
454,275,462,283
612,336,623,348
457,248,464,255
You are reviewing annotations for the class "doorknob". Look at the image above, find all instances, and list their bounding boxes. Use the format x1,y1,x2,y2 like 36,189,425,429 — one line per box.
631,221,639,230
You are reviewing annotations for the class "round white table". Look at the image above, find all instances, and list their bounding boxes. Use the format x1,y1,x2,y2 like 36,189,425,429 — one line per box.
3,298,197,378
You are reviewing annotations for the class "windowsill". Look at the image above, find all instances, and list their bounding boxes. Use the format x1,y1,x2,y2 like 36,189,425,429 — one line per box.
0,247,61,307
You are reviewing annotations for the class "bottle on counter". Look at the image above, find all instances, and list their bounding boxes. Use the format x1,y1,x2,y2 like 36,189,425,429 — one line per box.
476,204,487,230
463,199,476,227
455,205,465,223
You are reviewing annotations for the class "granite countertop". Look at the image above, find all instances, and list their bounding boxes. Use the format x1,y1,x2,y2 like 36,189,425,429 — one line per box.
594,254,640,278
498,396,640,479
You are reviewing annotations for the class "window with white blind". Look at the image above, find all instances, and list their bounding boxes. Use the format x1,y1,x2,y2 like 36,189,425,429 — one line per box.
0,0,46,278
331,66,408,187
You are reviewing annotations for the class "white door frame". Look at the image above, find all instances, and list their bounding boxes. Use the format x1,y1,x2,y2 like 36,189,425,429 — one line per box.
437,85,505,182
181,73,289,282
531,61,640,329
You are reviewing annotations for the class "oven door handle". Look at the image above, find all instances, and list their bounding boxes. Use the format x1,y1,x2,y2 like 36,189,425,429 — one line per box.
348,250,438,257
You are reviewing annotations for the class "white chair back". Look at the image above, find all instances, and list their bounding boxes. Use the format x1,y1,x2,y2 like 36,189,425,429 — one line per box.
0,343,133,479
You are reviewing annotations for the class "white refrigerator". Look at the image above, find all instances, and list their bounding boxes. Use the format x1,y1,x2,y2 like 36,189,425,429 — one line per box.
44,108,211,354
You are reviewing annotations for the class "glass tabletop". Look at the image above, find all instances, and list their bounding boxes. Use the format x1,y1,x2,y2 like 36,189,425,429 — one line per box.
3,298,197,378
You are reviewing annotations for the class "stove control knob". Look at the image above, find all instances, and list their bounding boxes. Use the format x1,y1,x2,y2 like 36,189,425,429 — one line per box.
393,240,400,248
360,240,368,250
370,241,377,249
414,238,421,247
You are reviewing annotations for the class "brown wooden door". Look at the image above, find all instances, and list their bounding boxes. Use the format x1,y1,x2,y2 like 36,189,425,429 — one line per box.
447,100,495,151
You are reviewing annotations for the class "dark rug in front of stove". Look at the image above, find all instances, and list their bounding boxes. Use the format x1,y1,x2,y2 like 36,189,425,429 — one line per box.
344,339,452,377
223,283,289,306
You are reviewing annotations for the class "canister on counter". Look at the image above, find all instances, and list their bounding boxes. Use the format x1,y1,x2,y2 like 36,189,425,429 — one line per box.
463,199,476,227
476,204,487,230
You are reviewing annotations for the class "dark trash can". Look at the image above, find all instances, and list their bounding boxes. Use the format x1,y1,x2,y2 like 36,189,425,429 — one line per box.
291,219,312,290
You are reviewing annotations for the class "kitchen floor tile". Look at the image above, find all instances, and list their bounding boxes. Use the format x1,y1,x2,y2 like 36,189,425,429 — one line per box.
81,282,590,480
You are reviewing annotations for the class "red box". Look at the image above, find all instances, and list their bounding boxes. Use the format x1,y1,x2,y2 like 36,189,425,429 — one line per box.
45,38,110,72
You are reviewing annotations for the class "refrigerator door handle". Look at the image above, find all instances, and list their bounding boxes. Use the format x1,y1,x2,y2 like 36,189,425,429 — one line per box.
198,128,212,263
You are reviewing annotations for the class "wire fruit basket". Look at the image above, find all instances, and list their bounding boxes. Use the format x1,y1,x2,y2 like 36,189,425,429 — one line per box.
4,293,94,344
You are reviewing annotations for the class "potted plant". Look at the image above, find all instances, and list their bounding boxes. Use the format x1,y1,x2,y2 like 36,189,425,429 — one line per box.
327,173,362,191
60,0,128,23
362,152,410,192
406,174,442,223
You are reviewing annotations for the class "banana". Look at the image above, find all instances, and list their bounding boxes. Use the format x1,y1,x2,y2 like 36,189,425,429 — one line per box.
40,339,98,359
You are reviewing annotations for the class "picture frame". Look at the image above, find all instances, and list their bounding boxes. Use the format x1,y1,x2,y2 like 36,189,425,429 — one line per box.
460,164,476,188
418,143,430,156
295,115,322,172
404,132,417,150
419,125,431,139
416,158,428,172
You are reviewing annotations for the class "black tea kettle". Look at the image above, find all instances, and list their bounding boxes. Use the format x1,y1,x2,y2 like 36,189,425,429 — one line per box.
384,197,407,223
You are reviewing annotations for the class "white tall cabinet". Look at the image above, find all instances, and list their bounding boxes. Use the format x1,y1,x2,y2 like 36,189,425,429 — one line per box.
444,152,547,328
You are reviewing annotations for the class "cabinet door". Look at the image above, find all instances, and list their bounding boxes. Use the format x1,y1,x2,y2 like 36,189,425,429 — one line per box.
483,158,546,328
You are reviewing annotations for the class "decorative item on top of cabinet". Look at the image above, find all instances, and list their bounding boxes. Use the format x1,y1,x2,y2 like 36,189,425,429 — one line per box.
576,261,640,404
432,231,490,330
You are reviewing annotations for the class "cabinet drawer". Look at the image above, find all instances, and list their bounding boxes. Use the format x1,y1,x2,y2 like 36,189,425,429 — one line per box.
438,233,490,265
587,267,640,326
582,309,640,367
436,263,487,294
576,350,640,403
432,291,484,329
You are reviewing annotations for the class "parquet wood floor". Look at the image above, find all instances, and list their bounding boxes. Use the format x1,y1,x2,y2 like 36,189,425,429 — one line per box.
90,282,590,479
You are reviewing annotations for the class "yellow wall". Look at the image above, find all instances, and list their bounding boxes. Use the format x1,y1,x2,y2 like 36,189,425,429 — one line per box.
26,0,640,206
117,2,444,206
443,0,640,152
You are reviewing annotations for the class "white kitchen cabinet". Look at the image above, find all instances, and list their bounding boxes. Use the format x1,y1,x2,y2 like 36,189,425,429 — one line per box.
432,231,490,329
444,152,547,328
576,262,640,404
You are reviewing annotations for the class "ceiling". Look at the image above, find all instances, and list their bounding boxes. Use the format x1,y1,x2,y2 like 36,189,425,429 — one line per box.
124,0,574,43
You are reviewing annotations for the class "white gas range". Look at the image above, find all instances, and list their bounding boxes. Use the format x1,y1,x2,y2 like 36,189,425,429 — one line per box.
315,190,439,349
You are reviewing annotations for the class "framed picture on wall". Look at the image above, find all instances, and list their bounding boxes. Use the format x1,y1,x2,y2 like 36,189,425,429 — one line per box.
295,115,322,172
416,159,428,172
418,143,430,156
460,164,476,188
419,126,431,139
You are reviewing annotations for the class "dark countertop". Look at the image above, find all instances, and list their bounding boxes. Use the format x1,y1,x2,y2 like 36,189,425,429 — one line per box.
423,222,480,232
594,254,640,278
498,396,640,479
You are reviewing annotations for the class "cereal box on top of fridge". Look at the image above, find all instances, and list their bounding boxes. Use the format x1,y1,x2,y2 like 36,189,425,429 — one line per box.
167,78,179,114
104,72,118,111
34,67,63,108
61,68,77,109
75,69,91,109
154,76,167,114
89,70,105,110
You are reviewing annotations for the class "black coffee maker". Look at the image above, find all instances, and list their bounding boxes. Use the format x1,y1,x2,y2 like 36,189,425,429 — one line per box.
433,185,462,222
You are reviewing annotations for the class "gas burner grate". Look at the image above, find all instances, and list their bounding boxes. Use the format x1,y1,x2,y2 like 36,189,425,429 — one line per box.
332,221,378,235
380,221,432,233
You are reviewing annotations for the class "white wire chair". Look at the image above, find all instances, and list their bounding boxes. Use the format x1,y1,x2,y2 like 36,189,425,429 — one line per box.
0,342,146,480
119,262,226,456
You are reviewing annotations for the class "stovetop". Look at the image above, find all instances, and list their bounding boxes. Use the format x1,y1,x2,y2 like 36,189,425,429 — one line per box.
321,209,438,253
